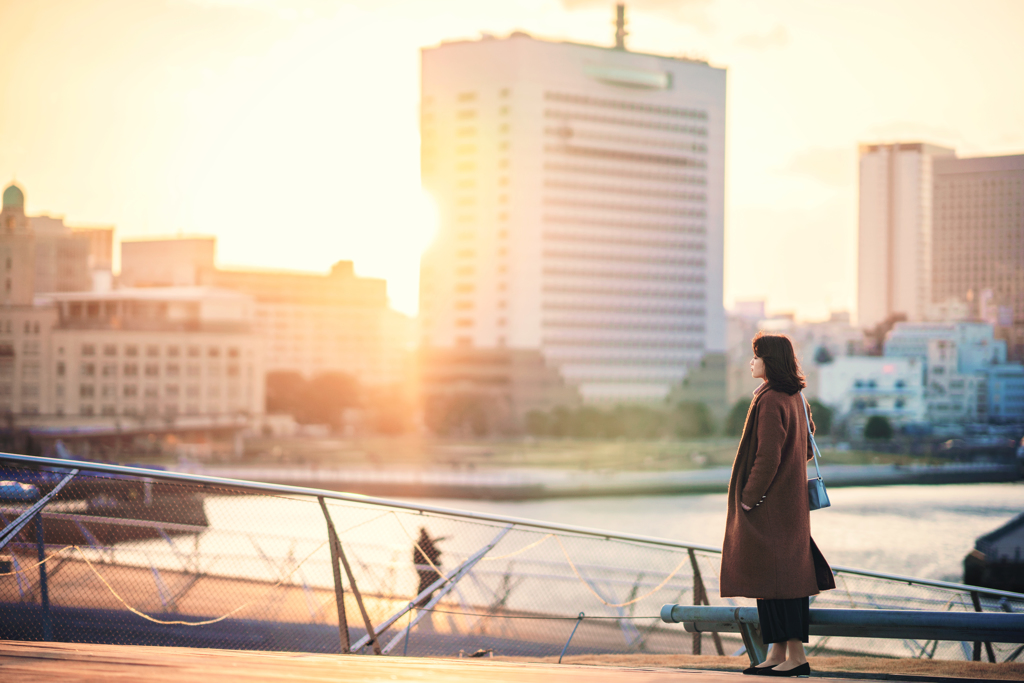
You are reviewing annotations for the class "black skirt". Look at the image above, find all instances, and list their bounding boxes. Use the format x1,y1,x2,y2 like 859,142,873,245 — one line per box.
756,597,809,644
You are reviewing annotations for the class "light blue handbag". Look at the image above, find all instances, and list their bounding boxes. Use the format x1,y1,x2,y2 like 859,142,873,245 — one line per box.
801,392,831,511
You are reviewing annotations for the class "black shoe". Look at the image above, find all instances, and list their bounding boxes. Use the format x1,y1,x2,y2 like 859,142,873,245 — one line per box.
742,665,776,675
763,662,810,677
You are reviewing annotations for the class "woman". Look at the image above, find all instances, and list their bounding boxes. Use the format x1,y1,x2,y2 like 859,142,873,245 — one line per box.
720,332,835,677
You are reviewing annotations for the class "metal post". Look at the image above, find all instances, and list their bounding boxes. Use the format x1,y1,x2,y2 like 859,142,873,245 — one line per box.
687,549,724,656
317,497,349,653
970,590,996,663
559,612,585,663
318,499,380,655
35,514,51,641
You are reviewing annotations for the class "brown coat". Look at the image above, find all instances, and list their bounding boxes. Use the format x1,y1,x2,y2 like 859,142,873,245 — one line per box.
719,385,836,599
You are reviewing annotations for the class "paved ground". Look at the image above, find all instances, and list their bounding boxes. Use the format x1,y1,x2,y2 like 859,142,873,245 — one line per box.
0,641,851,683
4,641,1023,682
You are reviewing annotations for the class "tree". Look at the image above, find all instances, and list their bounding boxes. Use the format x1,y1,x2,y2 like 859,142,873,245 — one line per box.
725,398,751,436
265,371,307,415
673,401,714,438
807,400,834,437
863,415,894,440
304,372,361,429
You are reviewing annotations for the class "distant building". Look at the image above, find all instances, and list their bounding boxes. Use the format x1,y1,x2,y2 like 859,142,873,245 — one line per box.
1,184,36,306
817,356,926,431
1,287,264,420
857,143,956,330
120,237,413,387
419,25,726,404
932,154,1024,358
1,183,105,297
885,321,1024,423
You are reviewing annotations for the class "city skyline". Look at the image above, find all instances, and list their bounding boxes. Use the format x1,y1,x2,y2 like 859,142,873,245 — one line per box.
1,0,1022,318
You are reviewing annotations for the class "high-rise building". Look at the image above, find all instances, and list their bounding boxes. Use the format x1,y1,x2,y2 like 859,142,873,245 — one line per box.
932,154,1024,357
857,143,955,331
419,30,726,404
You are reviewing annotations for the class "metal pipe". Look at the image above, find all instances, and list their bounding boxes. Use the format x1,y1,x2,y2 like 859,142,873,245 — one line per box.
3,452,1024,602
661,605,1024,643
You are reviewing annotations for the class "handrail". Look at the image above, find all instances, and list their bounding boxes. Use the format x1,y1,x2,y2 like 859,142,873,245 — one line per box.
3,451,1023,602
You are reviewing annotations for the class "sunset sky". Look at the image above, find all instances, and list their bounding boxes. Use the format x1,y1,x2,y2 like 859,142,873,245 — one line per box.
1,0,1022,319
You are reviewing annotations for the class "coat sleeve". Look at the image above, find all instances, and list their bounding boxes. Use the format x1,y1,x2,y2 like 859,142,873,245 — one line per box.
741,398,785,509
805,400,817,462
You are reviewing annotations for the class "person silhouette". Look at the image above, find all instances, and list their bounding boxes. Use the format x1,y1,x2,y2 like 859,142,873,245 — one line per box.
414,527,445,605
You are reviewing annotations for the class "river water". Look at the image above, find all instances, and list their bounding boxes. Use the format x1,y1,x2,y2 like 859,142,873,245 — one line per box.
397,482,1023,583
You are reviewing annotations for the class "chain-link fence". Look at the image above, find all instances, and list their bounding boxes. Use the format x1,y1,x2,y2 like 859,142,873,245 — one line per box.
1,452,1021,663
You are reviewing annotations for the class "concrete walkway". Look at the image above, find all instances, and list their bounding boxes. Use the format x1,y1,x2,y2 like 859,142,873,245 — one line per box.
0,641,869,683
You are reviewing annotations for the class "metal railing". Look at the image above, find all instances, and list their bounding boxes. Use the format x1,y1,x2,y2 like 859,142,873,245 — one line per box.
660,605,1024,665
1,450,1022,663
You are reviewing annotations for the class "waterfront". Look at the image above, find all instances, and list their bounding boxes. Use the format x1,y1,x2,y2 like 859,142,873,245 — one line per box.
393,482,1023,583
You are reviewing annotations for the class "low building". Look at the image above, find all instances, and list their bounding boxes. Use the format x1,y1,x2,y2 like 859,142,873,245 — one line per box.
885,322,1024,422
817,356,926,433
120,237,413,387
43,287,264,419
964,512,1024,593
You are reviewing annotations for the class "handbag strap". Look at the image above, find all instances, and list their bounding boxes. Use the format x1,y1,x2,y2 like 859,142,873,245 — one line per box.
800,391,823,480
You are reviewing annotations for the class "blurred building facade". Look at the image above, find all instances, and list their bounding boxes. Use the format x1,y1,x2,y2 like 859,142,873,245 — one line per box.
857,146,1023,360
1,183,105,299
932,154,1024,359
0,287,263,421
857,143,955,331
817,356,927,430
120,237,412,387
884,322,1024,423
419,30,726,408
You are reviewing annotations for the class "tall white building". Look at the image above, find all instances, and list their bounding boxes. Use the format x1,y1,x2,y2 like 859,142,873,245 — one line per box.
857,143,955,330
419,31,726,403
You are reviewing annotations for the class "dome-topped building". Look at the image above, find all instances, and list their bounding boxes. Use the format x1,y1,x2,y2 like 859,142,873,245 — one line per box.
3,183,25,211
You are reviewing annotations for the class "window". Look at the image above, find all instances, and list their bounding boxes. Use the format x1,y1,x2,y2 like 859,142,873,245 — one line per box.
80,362,95,377
123,385,138,398
187,346,201,358
186,385,200,398
227,364,240,378
102,363,117,378
20,384,39,398
101,384,116,398
166,385,179,398
103,344,117,356
186,365,200,377
55,384,64,398
228,347,240,359
144,363,159,377
82,344,96,356
167,346,180,358
23,341,39,356
144,386,159,399
146,345,160,357
80,405,94,417
80,384,95,398
125,345,138,357
101,405,116,416
166,363,180,377
56,362,65,377
208,347,220,358
124,363,138,377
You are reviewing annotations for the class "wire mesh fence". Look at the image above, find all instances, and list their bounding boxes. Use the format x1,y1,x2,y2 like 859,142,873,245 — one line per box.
0,453,1021,663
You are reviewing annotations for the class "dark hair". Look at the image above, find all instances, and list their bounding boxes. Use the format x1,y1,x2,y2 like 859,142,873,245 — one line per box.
752,331,806,396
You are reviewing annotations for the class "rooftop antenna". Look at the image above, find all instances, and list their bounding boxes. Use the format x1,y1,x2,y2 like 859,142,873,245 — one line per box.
614,3,628,50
